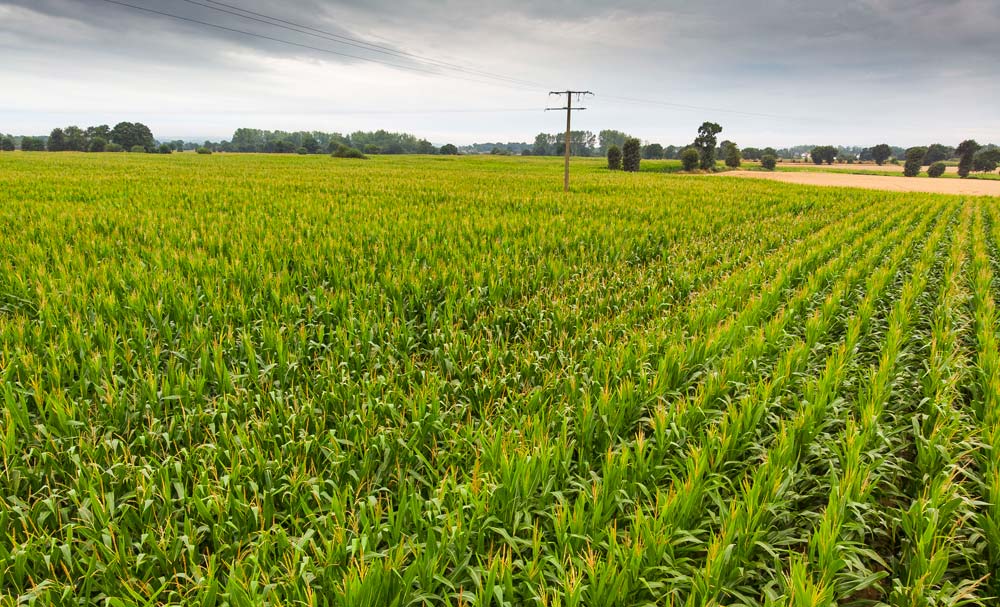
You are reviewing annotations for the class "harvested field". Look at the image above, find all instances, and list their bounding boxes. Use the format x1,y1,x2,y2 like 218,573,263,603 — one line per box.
723,168,1000,196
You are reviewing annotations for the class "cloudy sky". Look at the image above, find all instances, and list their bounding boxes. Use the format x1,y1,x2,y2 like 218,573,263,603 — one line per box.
1,0,998,146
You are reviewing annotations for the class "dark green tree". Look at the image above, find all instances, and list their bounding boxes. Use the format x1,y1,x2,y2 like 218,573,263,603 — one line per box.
21,137,46,151
417,139,436,154
301,135,320,154
871,144,892,165
439,144,459,155
974,148,1000,173
64,126,87,151
622,137,641,172
47,128,67,152
598,129,629,154
903,146,927,177
680,147,700,171
927,162,946,178
88,137,107,152
158,144,172,154
1,136,14,152
694,122,723,170
741,147,762,161
922,144,954,165
110,122,155,152
810,146,837,165
761,154,777,171
642,143,664,159
956,139,980,178
607,145,622,170
723,142,741,168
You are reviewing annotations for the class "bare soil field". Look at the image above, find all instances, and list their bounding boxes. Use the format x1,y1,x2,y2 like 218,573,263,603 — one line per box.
722,169,1000,196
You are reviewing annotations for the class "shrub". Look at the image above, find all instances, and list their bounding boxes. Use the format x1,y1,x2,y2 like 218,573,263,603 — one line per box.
89,137,107,153
927,162,946,178
439,144,459,155
296,147,308,155
196,147,212,155
621,138,641,172
761,154,777,171
105,142,124,153
158,144,172,155
607,145,622,170
130,145,146,153
364,144,381,155
331,144,367,159
903,146,927,177
724,145,741,168
680,147,700,171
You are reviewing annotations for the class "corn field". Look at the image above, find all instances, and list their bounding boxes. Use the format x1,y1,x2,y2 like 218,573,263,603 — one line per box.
2,153,1000,606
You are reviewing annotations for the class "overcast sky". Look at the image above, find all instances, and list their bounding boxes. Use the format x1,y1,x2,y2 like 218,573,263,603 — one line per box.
1,0,998,147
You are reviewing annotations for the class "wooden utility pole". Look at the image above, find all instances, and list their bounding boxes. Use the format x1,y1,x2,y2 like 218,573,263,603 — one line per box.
547,91,593,192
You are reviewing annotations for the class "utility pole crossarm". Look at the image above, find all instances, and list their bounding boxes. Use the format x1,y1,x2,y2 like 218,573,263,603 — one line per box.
547,90,593,192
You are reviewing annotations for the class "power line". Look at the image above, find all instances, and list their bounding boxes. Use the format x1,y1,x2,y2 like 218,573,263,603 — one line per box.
596,93,826,123
186,0,549,89
96,0,544,92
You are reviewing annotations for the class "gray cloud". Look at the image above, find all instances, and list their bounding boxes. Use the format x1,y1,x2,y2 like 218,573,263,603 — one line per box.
1,0,997,145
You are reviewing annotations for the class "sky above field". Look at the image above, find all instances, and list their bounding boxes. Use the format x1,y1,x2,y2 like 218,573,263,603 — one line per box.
1,0,998,147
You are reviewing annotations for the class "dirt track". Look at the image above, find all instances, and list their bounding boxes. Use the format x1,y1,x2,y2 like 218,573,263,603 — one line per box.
721,170,1000,197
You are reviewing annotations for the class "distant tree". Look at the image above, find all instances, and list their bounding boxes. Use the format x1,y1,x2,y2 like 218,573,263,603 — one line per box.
21,137,46,151
859,148,874,162
598,129,630,154
761,154,777,171
762,147,777,158
86,125,111,141
531,133,552,156
361,144,379,155
680,147,700,171
63,126,87,151
111,122,155,152
417,139,436,154
0,136,14,152
927,162,947,178
88,137,107,152
196,147,212,155
664,145,679,160
903,146,927,177
105,142,124,152
974,148,1000,173
301,135,320,154
169,140,186,151
621,138,641,172
48,128,67,152
273,140,297,153
296,147,308,155
810,146,837,165
956,139,980,178
439,144,459,155
922,143,954,165
741,147,762,161
130,145,146,153
871,144,892,166
724,144,742,168
642,143,664,159
607,144,622,170
158,144,172,154
331,143,367,159
694,122,723,170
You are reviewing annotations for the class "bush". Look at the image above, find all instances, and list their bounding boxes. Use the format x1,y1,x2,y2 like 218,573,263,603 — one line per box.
927,162,947,178
903,146,927,177
363,144,381,155
622,138,641,172
607,145,622,170
130,145,146,153
680,147,700,171
105,142,124,153
439,144,459,155
196,147,213,155
724,145,741,168
761,154,777,171
331,144,367,159
88,137,107,153
158,144,172,155
296,147,308,155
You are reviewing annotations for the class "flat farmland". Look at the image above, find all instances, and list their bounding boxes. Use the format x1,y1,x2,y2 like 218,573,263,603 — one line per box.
2,153,1000,606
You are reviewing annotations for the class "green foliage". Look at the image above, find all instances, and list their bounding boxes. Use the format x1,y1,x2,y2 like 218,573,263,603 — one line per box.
607,144,622,170
331,143,368,159
158,144,172,155
642,143,664,159
1,153,998,606
761,154,777,170
598,129,630,154
111,122,155,152
681,147,701,171
903,146,927,177
20,137,46,151
694,121,723,170
724,143,742,168
622,137,641,172
196,146,212,155
811,145,837,165
105,142,124,152
88,137,107,153
871,143,893,165
957,139,980,178
927,161,947,178
129,145,147,153
922,143,954,165
47,127,67,152
439,144,459,155
0,136,14,152
973,148,1000,173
